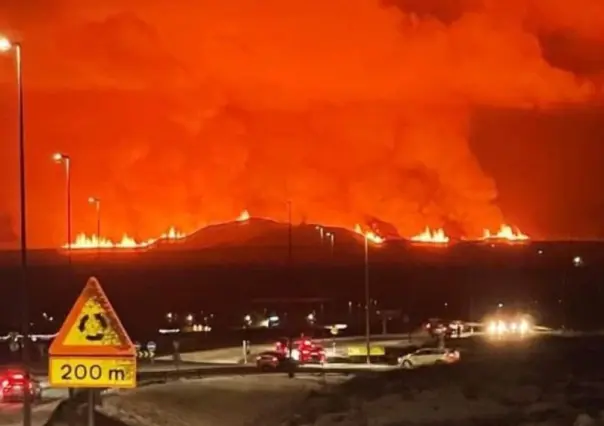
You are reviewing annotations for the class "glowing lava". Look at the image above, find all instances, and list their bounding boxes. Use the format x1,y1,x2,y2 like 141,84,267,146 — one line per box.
482,225,529,242
354,224,385,244
61,206,529,250
64,212,246,250
237,210,251,222
410,227,450,244
64,226,187,250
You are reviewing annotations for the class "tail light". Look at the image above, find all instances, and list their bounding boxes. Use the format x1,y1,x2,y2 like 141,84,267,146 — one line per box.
11,374,24,380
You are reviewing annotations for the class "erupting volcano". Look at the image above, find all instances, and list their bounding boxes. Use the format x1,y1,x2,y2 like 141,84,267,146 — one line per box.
0,0,602,248
63,209,529,250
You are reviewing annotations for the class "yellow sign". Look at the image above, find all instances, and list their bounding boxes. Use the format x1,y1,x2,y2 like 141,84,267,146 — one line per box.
49,357,136,388
49,277,136,389
347,345,385,356
49,277,135,357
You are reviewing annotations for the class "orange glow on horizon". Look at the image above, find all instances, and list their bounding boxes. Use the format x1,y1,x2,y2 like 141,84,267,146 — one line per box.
61,209,531,251
64,212,245,250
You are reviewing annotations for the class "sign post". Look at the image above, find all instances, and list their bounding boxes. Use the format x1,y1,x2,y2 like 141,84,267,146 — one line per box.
49,277,136,425
147,341,156,363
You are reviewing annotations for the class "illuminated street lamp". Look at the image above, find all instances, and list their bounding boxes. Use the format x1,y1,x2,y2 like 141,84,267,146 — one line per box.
88,197,101,243
0,35,31,426
315,225,324,240
325,232,335,256
53,153,71,256
561,256,584,327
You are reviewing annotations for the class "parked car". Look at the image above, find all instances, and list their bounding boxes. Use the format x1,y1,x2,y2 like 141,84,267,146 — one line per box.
256,350,296,371
398,348,460,369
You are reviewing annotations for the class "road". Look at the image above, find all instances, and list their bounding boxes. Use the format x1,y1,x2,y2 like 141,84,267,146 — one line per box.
0,333,425,407
158,332,431,364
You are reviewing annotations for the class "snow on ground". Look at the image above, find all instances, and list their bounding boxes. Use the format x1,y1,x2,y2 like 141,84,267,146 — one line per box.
101,374,349,426
281,334,604,426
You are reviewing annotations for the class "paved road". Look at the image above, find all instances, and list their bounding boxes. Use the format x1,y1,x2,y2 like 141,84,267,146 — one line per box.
0,331,434,412
160,332,431,364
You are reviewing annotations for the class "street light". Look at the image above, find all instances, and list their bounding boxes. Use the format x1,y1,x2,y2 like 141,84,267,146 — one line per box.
88,197,101,243
315,225,324,240
286,200,296,378
364,233,371,364
53,153,71,256
1,35,31,426
561,256,584,327
326,232,335,257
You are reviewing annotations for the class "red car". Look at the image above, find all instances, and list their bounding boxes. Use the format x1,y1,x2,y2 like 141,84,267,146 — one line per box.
0,368,42,403
275,337,326,364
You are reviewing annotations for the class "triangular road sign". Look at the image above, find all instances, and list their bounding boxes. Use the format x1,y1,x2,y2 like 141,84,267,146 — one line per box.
49,277,135,357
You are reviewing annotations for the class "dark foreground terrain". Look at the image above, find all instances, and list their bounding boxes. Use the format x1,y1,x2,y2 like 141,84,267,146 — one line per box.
284,333,604,425
25,333,604,426
1,231,603,336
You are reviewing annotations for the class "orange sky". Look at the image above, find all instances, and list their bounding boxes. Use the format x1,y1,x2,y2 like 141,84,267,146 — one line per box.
0,0,603,248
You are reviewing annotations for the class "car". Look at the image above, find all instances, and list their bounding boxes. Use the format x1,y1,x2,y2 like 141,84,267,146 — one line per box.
424,319,450,337
256,350,296,371
0,368,42,403
275,337,326,364
398,348,460,369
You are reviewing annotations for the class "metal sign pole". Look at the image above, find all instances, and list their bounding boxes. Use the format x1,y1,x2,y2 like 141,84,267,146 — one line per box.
87,389,95,426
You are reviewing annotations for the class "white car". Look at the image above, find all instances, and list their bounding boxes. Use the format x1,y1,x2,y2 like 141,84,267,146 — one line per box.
398,348,460,369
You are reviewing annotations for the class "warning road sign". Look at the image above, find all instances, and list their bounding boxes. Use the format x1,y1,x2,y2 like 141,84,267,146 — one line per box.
49,277,136,388
49,277,135,357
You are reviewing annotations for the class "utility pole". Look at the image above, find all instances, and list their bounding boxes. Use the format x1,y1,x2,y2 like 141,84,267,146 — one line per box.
287,200,295,378
364,234,371,364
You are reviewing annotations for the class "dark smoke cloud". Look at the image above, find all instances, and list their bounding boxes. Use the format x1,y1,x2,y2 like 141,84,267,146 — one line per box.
0,0,602,247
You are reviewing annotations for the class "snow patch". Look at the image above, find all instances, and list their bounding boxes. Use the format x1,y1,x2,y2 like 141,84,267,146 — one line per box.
100,374,347,426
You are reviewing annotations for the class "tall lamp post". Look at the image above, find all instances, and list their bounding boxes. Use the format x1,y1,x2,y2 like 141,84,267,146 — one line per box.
286,200,295,378
0,36,31,426
88,197,101,243
326,232,335,257
364,233,371,364
53,153,71,257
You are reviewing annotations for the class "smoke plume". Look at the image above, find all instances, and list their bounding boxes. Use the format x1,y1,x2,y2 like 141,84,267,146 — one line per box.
0,0,601,247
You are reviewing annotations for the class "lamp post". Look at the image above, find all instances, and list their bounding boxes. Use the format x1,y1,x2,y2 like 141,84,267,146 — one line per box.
88,197,101,244
326,232,335,257
286,200,295,378
364,233,371,364
561,256,584,328
53,153,71,258
0,35,31,426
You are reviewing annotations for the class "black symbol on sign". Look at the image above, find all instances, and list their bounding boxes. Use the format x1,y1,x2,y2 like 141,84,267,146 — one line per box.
78,313,108,341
